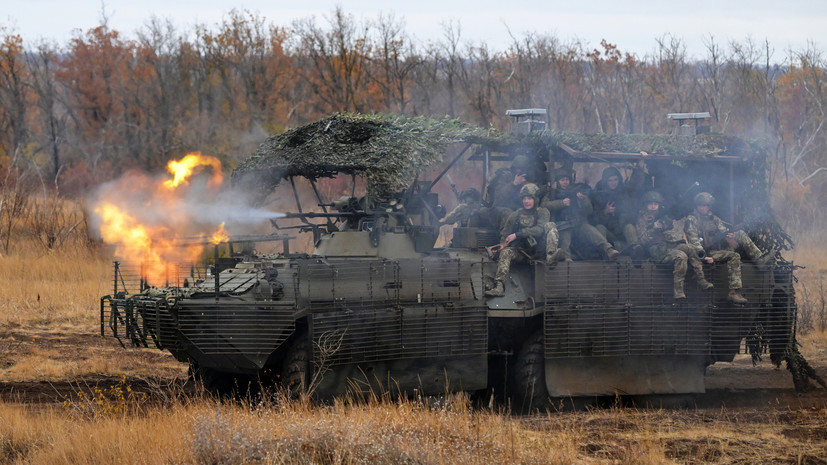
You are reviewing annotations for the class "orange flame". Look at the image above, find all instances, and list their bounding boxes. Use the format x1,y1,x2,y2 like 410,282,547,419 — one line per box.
209,222,229,245
163,152,223,189
94,153,231,286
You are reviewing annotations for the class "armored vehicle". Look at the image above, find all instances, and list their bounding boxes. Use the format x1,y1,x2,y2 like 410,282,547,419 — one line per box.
101,113,803,409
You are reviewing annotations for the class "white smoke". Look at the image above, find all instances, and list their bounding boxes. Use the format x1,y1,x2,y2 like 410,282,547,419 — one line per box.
87,163,283,241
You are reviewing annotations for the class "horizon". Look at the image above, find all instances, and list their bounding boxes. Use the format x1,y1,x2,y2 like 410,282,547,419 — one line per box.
3,1,825,62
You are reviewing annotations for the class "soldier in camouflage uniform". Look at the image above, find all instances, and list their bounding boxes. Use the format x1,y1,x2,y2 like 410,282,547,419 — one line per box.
635,191,712,300
486,183,559,297
440,187,516,232
440,188,485,226
684,192,774,304
541,169,619,261
486,154,539,211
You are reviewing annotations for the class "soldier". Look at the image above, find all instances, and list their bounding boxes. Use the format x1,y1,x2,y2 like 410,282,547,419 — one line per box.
440,187,516,232
684,192,775,304
541,169,619,261
440,188,485,227
635,191,712,300
486,183,559,297
486,154,538,211
590,166,638,251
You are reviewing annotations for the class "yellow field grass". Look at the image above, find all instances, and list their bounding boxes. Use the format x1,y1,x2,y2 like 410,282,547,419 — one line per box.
2,390,825,465
0,242,109,329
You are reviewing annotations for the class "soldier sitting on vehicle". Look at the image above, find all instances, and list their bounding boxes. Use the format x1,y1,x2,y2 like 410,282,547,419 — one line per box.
439,188,487,227
541,169,619,261
486,154,540,211
590,166,639,253
635,191,713,300
440,186,522,233
684,192,776,304
485,183,559,297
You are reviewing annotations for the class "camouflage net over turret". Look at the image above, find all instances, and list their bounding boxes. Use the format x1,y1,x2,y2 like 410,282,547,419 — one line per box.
232,112,495,201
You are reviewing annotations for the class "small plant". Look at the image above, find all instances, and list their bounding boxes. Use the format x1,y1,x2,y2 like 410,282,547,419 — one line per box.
61,375,148,419
28,194,86,251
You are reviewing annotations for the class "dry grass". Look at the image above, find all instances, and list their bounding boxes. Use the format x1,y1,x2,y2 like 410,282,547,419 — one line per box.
0,239,110,329
1,392,826,465
0,236,188,382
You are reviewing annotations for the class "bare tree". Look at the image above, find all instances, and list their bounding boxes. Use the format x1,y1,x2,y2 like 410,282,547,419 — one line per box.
458,41,503,128
292,7,372,114
368,12,420,114
698,35,731,131
28,42,67,183
648,34,696,113
784,44,827,190
0,29,29,162
438,20,463,118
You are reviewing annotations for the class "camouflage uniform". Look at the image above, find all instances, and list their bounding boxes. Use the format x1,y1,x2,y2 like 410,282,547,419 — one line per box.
684,213,748,290
442,202,482,226
541,170,618,261
440,188,503,231
590,167,639,250
635,192,708,299
487,184,559,297
486,155,542,211
684,192,768,303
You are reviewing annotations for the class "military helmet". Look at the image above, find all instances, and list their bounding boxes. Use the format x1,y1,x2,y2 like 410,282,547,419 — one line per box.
519,183,540,200
601,166,622,183
694,192,715,206
553,168,573,182
642,191,664,204
458,188,481,203
511,154,531,169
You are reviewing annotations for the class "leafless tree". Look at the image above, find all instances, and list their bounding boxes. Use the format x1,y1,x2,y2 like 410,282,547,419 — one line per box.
292,7,372,114
369,12,420,114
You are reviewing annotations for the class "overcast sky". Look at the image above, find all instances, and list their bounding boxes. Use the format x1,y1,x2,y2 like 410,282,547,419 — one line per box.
3,0,825,60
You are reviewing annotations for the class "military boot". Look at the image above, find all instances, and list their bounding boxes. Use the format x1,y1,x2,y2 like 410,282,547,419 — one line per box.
728,290,748,304
546,248,564,263
673,281,686,300
485,280,504,297
756,249,778,268
697,278,714,290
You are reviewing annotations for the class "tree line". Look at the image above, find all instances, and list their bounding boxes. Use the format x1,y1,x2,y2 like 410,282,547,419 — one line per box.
0,7,825,245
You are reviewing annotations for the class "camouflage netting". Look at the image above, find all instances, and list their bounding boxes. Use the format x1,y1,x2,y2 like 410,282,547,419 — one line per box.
537,130,766,159
233,115,792,251
232,113,495,200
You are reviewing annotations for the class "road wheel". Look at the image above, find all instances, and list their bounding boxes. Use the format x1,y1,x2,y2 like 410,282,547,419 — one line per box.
512,330,551,413
282,335,311,397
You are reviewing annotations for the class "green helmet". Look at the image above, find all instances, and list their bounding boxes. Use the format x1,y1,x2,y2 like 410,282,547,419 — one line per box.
511,155,531,170
519,183,540,200
459,188,481,202
642,191,664,204
553,168,573,182
694,192,715,206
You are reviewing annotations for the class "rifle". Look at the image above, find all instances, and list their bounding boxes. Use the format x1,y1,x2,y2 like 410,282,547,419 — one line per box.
486,243,505,259
705,221,748,250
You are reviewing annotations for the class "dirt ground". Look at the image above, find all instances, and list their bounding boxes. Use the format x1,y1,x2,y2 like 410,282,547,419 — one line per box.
2,326,826,409
1,326,826,464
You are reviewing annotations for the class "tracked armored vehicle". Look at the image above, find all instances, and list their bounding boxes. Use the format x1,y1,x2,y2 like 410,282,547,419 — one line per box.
101,112,802,409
